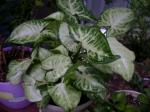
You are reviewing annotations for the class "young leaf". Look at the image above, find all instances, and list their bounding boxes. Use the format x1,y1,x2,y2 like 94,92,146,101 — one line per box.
56,0,94,21
42,54,72,82
74,65,106,93
98,8,134,37
7,59,31,84
48,83,81,111
59,23,80,53
96,38,135,81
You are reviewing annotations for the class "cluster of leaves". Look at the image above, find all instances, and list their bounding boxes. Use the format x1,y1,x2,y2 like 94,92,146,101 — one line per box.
5,0,135,111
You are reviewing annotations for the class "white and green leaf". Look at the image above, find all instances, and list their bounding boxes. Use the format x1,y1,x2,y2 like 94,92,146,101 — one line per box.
57,0,94,21
98,8,134,37
38,47,52,61
23,75,42,102
7,20,60,44
59,23,80,53
42,54,72,82
48,83,81,111
23,84,42,102
70,25,117,63
54,45,69,56
7,20,48,44
74,65,106,93
29,64,46,81
96,38,135,81
44,11,64,21
7,59,32,84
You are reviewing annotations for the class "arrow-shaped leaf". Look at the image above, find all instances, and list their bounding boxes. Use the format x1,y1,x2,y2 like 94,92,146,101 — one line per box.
48,83,81,111
98,8,134,37
57,0,94,21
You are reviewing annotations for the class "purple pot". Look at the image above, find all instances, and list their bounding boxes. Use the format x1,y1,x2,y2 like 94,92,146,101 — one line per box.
0,82,31,109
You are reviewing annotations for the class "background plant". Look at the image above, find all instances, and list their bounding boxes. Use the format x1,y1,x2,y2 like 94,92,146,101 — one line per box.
123,0,150,61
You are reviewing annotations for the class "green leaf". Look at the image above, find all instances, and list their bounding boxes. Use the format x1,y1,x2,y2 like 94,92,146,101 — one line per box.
96,38,135,81
98,8,134,37
59,23,80,52
137,94,150,105
42,54,72,82
7,59,31,84
112,92,126,111
56,0,94,21
23,75,42,102
70,25,116,63
48,83,81,111
74,65,106,93
45,11,64,21
29,64,46,81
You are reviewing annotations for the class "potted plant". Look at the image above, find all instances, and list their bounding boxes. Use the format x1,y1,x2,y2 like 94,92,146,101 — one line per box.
0,38,31,109
6,0,135,111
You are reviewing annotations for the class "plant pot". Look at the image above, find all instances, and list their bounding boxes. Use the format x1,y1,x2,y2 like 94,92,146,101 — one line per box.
42,101,93,112
0,46,32,109
0,82,31,109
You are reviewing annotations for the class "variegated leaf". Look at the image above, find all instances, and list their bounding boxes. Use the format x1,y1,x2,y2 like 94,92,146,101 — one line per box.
29,64,46,81
7,59,31,84
96,38,135,81
98,8,134,37
54,45,69,56
42,20,61,39
23,84,42,102
7,20,59,44
56,0,94,21
7,20,48,44
48,83,81,111
70,25,117,63
74,65,106,93
42,54,72,82
23,75,36,86
45,11,64,21
23,75,42,102
38,47,52,61
59,23,80,52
